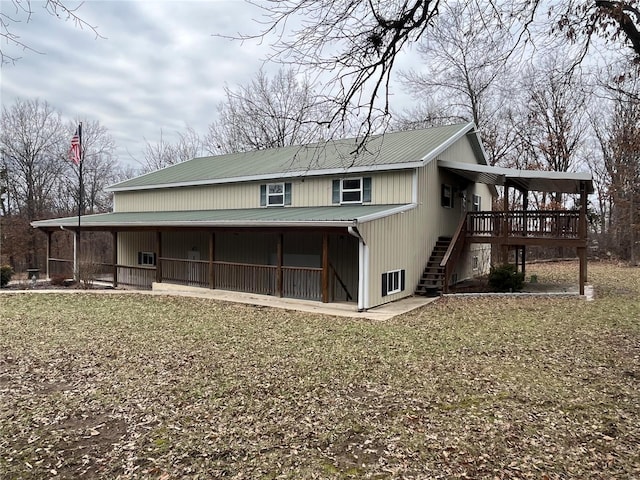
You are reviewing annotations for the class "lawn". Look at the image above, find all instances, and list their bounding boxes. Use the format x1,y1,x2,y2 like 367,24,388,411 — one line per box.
1,261,639,479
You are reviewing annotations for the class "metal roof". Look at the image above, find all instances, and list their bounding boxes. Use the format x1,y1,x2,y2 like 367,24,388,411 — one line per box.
438,160,594,194
32,204,414,230
109,123,479,192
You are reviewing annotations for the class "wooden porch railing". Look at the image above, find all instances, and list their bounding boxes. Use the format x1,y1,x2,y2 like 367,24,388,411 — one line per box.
282,266,322,300
467,210,581,239
117,265,155,289
49,258,74,278
213,261,276,294
160,257,210,288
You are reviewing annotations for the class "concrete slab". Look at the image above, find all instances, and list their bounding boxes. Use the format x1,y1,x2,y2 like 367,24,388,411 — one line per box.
151,282,439,320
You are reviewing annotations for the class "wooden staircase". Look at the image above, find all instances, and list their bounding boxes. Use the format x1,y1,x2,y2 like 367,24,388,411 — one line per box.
415,236,451,296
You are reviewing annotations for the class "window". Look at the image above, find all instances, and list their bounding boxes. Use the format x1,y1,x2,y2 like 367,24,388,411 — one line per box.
267,182,284,206
260,182,291,207
472,255,479,271
472,194,481,212
381,269,405,296
441,184,454,208
138,251,156,266
332,177,372,204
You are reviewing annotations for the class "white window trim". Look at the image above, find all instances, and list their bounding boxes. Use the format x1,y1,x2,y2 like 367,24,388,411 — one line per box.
266,182,285,207
386,269,402,295
139,251,155,266
341,177,363,204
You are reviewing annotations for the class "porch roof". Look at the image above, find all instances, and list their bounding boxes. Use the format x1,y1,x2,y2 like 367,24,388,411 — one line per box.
32,204,414,231
438,160,594,194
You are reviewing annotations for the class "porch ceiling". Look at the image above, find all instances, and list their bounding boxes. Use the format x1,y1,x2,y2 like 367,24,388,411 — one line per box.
438,160,594,194
31,204,413,231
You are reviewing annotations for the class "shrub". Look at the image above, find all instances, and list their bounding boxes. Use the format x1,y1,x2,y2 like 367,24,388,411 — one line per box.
488,264,525,292
1,265,14,287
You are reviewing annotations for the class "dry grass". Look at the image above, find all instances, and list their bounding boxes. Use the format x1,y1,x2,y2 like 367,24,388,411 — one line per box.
1,261,638,479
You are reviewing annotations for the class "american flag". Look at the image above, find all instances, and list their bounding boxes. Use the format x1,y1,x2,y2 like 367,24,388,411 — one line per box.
69,130,81,165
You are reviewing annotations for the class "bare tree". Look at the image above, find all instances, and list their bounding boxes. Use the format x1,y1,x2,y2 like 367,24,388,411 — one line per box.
0,0,100,64
396,2,520,166
0,98,68,268
204,68,329,154
591,85,640,262
57,120,119,215
141,126,204,173
240,1,640,143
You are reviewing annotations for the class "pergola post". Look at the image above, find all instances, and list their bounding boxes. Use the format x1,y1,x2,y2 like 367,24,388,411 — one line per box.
501,181,510,264
209,231,215,289
322,233,329,303
155,231,162,284
46,230,52,280
578,181,588,295
112,231,118,287
276,234,283,297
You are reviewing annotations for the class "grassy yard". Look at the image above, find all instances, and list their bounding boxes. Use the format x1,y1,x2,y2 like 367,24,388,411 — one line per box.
1,261,638,479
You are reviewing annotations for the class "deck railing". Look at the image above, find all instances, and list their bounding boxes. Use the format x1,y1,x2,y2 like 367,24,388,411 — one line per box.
212,261,276,294
283,266,323,300
49,258,74,278
467,210,581,239
44,256,327,300
117,265,155,289
160,257,210,288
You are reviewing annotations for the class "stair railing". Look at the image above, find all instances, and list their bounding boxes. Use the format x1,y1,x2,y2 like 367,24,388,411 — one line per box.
439,213,468,294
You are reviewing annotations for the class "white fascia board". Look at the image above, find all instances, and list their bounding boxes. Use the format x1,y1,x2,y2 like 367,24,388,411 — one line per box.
355,203,416,224
107,162,423,192
35,220,356,229
419,122,475,165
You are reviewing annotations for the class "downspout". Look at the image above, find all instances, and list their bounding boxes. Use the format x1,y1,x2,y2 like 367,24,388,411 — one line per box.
348,225,367,312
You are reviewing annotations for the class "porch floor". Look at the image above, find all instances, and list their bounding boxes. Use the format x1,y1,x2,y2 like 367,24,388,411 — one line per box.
150,282,439,320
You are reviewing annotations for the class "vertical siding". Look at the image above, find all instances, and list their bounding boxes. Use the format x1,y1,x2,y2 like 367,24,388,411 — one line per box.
118,232,155,265
362,135,493,308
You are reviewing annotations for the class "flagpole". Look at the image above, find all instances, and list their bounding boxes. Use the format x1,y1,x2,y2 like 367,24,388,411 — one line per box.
76,122,83,283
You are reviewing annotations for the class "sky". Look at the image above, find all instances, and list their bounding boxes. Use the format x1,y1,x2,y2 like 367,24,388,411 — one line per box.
0,0,419,170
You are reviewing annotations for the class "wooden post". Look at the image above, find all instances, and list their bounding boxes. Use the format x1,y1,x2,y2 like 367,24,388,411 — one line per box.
276,234,283,297
46,230,52,280
579,181,588,294
209,231,215,289
322,233,329,303
501,181,510,264
156,231,162,284
112,231,118,287
522,191,528,277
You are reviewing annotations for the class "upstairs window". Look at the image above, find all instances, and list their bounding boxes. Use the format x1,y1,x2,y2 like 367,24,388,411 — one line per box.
441,184,454,208
332,177,372,204
260,182,291,207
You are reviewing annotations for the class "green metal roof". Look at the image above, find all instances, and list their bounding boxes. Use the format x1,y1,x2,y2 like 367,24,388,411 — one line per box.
109,123,478,192
32,204,414,230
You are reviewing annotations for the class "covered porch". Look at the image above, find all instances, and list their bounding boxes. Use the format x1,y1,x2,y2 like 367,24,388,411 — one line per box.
438,160,593,294
32,205,405,304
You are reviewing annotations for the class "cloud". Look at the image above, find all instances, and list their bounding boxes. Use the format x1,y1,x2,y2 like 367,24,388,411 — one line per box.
1,0,274,168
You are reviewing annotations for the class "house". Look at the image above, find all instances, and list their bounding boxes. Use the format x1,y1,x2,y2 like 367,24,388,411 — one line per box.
32,123,593,310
